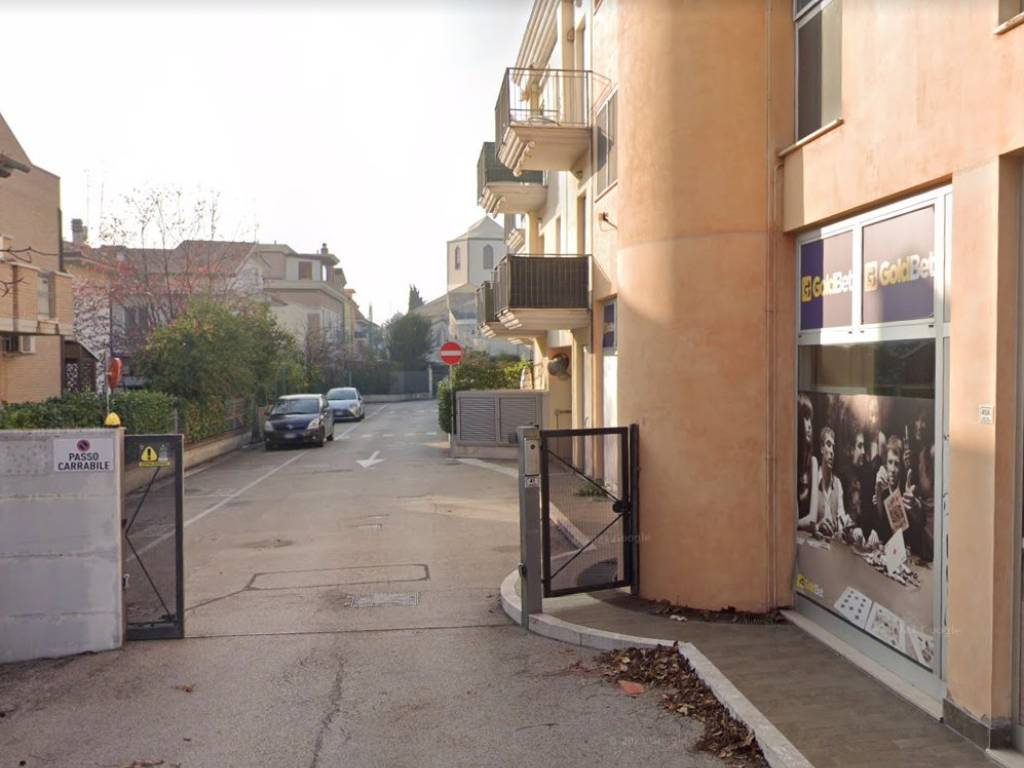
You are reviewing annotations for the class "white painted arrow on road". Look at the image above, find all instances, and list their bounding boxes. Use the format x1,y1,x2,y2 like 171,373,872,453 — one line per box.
357,450,385,469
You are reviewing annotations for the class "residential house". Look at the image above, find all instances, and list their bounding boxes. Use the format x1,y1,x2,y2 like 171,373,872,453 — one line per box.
477,0,1024,751
0,113,74,403
64,236,361,383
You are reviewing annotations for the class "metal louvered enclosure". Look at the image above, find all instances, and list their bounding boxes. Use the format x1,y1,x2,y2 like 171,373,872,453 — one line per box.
455,389,546,451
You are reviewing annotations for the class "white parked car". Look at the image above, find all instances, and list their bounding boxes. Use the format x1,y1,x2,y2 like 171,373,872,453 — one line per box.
326,387,365,422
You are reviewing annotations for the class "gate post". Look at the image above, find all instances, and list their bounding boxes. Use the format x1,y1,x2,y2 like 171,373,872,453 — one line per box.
517,425,543,627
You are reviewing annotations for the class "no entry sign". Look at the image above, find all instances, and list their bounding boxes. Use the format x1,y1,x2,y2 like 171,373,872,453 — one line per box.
440,341,463,366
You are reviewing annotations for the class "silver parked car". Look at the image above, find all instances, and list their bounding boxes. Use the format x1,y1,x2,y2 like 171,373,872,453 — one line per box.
326,387,365,422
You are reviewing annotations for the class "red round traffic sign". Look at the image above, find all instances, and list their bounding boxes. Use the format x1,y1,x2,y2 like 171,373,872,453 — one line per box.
439,342,463,366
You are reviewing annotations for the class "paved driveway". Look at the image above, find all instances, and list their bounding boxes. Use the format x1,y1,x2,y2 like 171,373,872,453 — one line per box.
0,401,731,768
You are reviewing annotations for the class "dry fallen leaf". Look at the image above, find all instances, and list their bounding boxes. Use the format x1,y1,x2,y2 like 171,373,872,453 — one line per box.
618,680,645,696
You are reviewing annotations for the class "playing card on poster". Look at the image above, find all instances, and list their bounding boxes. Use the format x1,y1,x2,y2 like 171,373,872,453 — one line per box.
866,601,906,652
883,489,909,532
907,626,935,669
833,586,873,629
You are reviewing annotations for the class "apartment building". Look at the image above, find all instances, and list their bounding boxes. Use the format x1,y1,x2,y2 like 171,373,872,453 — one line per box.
477,0,1024,751
64,237,361,379
0,114,73,403
253,242,358,353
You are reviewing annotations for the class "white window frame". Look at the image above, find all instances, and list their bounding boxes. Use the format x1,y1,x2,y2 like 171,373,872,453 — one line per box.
594,90,618,198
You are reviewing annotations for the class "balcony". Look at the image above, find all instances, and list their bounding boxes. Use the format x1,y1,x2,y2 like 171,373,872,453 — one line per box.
504,213,526,253
477,142,545,215
495,68,592,175
489,254,589,332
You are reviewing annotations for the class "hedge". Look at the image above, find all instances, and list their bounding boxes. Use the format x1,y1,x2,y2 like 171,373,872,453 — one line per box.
0,391,177,434
438,357,530,434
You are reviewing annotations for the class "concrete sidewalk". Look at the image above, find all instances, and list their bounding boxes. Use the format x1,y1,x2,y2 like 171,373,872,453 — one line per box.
509,581,1003,768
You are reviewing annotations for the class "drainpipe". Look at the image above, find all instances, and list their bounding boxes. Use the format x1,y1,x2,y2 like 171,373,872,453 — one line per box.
58,208,64,272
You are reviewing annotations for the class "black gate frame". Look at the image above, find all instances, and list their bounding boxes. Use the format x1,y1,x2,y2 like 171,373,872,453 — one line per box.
540,424,639,598
123,434,185,640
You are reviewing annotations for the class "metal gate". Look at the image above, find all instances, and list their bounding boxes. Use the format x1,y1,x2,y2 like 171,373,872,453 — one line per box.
123,434,184,640
540,426,638,597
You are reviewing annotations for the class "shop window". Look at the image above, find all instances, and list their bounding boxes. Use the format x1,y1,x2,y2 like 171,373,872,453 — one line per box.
800,230,853,330
595,93,618,194
862,206,935,325
796,0,842,140
798,340,935,399
797,339,936,669
601,299,616,352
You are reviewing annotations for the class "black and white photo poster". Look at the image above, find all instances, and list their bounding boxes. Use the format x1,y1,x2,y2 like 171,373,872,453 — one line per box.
796,391,935,668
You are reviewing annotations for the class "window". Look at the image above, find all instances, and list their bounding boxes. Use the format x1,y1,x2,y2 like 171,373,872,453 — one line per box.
483,245,494,270
601,299,616,351
1000,0,1023,22
454,246,461,269
796,0,842,140
298,261,313,280
37,273,54,318
595,93,618,194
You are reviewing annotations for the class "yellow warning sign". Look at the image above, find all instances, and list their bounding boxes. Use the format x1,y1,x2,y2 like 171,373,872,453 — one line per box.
139,444,171,468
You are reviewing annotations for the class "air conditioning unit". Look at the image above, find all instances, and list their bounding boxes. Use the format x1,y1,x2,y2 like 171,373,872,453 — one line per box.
17,335,35,354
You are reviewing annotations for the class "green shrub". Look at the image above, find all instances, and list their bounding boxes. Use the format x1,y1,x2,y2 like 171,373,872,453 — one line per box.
0,390,177,434
438,355,530,434
182,399,228,444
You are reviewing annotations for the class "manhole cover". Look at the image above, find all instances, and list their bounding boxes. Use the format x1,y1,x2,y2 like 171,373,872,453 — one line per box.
350,592,419,608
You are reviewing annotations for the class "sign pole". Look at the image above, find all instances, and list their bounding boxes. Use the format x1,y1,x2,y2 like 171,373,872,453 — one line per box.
449,363,456,458
438,342,464,458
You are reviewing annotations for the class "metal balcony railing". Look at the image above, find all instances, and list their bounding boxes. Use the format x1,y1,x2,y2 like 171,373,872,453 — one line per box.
476,281,497,325
495,68,593,145
492,255,590,314
477,143,543,200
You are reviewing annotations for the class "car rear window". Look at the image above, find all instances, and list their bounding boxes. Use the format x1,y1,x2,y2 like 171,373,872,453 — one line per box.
271,398,319,415
327,388,358,400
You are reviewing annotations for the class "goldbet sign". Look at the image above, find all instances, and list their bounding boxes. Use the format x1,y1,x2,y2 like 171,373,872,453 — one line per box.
864,253,934,292
801,270,853,303
800,231,853,331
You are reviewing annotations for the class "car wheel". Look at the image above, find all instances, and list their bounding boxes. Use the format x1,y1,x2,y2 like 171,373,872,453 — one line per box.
327,427,334,442
264,442,274,451
316,428,326,447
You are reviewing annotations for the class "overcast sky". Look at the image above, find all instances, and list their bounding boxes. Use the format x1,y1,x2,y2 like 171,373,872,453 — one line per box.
3,0,532,321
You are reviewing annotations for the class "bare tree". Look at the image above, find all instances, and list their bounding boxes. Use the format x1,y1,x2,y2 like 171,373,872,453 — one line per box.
96,186,259,331
64,186,261,387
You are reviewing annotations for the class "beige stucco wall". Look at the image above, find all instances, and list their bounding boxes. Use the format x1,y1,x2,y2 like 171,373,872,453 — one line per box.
775,0,1024,726
945,159,1021,727
783,1,1024,231
616,0,786,611
0,116,65,404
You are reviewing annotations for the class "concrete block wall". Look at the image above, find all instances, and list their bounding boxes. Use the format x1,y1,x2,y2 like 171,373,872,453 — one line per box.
0,429,124,662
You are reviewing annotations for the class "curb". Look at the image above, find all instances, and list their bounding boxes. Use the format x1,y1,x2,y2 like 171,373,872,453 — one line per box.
499,571,814,768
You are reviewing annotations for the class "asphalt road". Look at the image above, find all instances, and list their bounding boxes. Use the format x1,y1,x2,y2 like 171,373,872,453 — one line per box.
0,401,727,768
